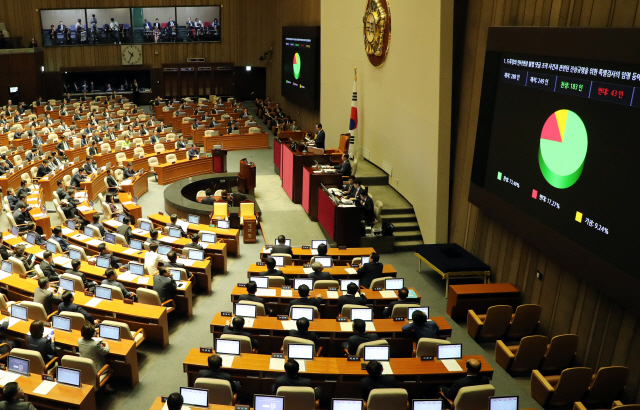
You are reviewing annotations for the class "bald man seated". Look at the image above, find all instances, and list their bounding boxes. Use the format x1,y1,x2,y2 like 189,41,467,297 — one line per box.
439,359,489,400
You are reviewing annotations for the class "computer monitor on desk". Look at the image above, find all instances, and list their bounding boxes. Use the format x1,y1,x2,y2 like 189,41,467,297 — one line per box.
234,303,256,318
215,339,241,356
200,232,216,243
129,261,144,276
350,307,373,322
249,276,269,289
275,238,291,246
130,239,143,250
96,256,111,269
7,356,29,376
255,395,285,410
104,232,116,244
139,221,151,232
68,248,82,261
168,227,182,238
437,344,462,360
11,305,27,322
188,249,204,261
314,256,332,268
57,367,82,388
217,220,230,229
94,286,112,301
413,400,444,410
408,306,429,320
52,315,71,332
340,279,359,291
385,278,404,290
60,278,75,292
489,397,519,410
293,278,314,290
332,399,364,410
180,387,209,408
290,307,314,321
158,245,172,255
99,324,121,341
364,345,390,362
361,256,370,265
188,214,200,224
272,256,285,267
287,343,314,361
0,260,11,274
311,240,327,249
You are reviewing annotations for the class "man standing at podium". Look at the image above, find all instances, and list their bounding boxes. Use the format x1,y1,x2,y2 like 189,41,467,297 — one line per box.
314,123,325,149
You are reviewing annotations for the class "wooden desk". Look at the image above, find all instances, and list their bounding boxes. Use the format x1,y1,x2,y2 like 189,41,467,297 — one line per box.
79,169,108,201
280,144,333,204
25,190,52,237
302,165,344,221
0,371,96,410
183,349,493,399
148,213,240,258
0,157,46,193
38,165,76,201
202,133,269,151
318,187,361,247
0,312,139,387
446,283,521,321
247,264,397,279
149,397,236,410
155,156,214,185
118,192,142,221
229,285,419,319
259,246,375,264
120,172,149,199
210,313,450,357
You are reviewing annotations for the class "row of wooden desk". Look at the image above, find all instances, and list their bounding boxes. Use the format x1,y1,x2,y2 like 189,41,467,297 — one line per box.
259,246,374,264
210,313,450,357
183,349,493,399
200,132,270,152
155,156,215,185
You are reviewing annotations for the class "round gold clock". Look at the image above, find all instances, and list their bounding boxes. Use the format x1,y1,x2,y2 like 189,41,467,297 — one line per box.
363,0,391,67
121,44,143,66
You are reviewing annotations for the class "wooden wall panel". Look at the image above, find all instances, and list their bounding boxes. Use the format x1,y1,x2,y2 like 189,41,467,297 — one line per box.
1,0,320,131
451,0,640,402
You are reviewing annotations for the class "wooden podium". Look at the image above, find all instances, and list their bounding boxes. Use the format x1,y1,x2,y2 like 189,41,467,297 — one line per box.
211,149,228,173
243,219,257,243
238,159,256,195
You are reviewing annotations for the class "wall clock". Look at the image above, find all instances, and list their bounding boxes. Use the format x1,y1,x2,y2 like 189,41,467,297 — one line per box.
363,0,391,67
121,44,143,66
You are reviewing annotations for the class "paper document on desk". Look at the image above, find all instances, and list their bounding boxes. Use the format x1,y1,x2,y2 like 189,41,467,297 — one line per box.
121,201,133,205
75,192,87,199
108,221,123,227
7,317,22,329
176,220,190,231
162,403,191,410
379,291,397,299
86,239,104,247
442,359,463,372
345,268,357,275
302,268,314,275
262,248,272,254
34,251,45,259
53,256,71,266
137,277,150,285
269,358,285,371
177,258,196,266
256,289,276,297
365,322,376,332
281,320,297,330
32,213,47,218
339,322,352,332
160,236,179,243
326,291,339,299
117,272,136,282
77,206,92,212
280,290,293,298
84,298,102,308
132,229,147,235
122,248,139,255
2,235,16,240
0,271,11,280
0,370,7,381
0,372,21,384
121,180,131,185
294,359,306,372
313,170,323,174
33,380,57,395
243,318,254,328
381,362,393,375
73,234,91,241
311,249,318,256
219,354,235,368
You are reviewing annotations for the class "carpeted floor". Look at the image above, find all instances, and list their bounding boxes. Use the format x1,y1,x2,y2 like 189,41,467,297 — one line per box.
0,103,543,409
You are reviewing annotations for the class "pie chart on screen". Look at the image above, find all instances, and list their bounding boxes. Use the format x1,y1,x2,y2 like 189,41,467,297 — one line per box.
538,109,588,189
293,53,301,80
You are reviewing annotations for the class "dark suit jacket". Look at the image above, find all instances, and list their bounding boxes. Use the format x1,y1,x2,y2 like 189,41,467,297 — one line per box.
34,287,62,315
346,332,379,355
91,222,106,237
69,172,85,188
271,244,293,256
383,299,410,318
153,275,177,303
39,261,59,282
184,242,203,250
357,262,384,288
401,321,440,339
197,369,240,392
166,261,192,278
26,335,56,363
286,296,321,314
65,269,93,289
288,330,318,348
0,245,9,261
222,326,258,348
360,374,397,400
261,269,290,286
238,294,271,315
315,130,325,149
201,197,215,205
36,165,51,178
441,375,490,400
272,374,318,398
116,224,132,244
308,271,332,282
13,208,32,226
58,302,94,324
56,188,69,201
360,196,375,224
335,159,351,176
337,293,368,312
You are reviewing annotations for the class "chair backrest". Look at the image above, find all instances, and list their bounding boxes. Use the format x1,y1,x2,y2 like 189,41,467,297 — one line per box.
390,304,420,319
367,388,408,410
272,253,292,266
115,152,127,165
137,288,162,306
454,385,496,410
337,134,350,154
101,320,133,340
276,386,316,410
13,155,22,166
510,335,548,373
133,146,145,157
20,301,48,322
341,304,367,318
0,295,7,310
166,132,176,140
282,336,316,355
55,206,67,224
584,366,630,406
61,355,98,390
369,276,393,290
154,143,165,153
30,166,38,178
220,334,252,353
133,138,143,146
10,348,46,375
240,202,255,217
114,169,124,181
314,280,339,289
415,338,451,357
63,174,71,186
196,190,206,200
101,201,113,220
113,233,127,245
373,200,383,224
356,339,389,357
47,239,63,253
506,304,542,339
8,256,28,275
290,305,319,319
100,284,125,300
101,143,110,153
540,334,579,373
60,273,85,292
165,153,177,163
59,311,87,330
194,378,234,405
479,305,513,339
237,300,266,316
213,202,227,216
550,367,594,407
267,276,285,287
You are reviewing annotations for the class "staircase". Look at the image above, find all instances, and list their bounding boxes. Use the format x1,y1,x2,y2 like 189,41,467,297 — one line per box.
381,207,423,252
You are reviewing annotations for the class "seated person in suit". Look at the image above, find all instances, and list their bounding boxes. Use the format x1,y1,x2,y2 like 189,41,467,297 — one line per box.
0,233,10,261
90,214,106,237
13,244,35,275
175,135,187,150
123,162,137,179
272,235,293,256
58,290,95,325
200,188,215,205
260,257,290,286
357,252,384,288
69,168,87,189
166,250,192,278
288,317,318,351
402,310,439,339
38,255,60,284
25,222,46,247
5,188,18,211
286,284,321,315
337,282,368,312
0,382,37,410
65,259,96,291
13,202,33,232
223,316,259,349
146,229,160,245
78,323,115,392
361,360,397,400
26,320,56,363
238,280,271,315
116,216,133,244
183,233,203,250
51,226,69,252
102,268,134,299
383,287,410,318
316,243,328,256
198,354,240,393
440,359,489,400
36,159,53,178
308,261,332,281
272,359,321,399
334,153,352,176
97,243,122,269
187,143,199,159
153,267,177,303
343,319,380,356
166,214,187,237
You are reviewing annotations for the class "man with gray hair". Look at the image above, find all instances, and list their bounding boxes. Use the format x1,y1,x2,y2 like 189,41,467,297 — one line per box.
308,261,332,281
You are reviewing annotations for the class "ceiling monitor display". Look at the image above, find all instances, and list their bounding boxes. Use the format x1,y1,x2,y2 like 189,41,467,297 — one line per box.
469,27,640,303
281,26,320,108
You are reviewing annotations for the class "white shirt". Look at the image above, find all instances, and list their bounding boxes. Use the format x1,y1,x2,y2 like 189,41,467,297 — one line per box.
144,251,168,275
110,21,119,30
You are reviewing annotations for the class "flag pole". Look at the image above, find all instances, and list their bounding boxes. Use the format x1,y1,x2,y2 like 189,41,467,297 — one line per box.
349,67,358,157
